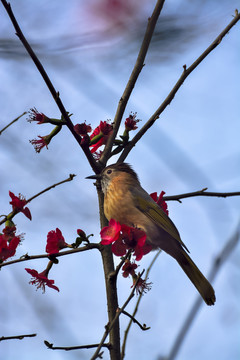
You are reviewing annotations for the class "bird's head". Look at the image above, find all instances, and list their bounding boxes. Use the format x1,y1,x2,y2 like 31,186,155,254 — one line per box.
86,163,140,194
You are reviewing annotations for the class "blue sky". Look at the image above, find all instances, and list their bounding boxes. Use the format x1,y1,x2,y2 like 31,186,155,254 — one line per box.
0,1,240,359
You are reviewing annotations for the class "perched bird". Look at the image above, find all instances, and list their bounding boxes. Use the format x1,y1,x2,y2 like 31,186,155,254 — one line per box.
87,162,216,305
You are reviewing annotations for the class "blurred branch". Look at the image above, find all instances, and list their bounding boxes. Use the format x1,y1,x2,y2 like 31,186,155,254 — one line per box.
100,0,166,166
0,333,37,341
44,340,110,351
0,112,26,135
118,9,240,162
0,174,76,226
121,250,161,359
163,188,240,202
0,0,99,172
91,271,144,360
167,225,240,360
0,243,100,269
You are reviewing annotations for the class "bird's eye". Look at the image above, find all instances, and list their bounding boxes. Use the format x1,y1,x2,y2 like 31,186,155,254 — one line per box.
107,169,112,174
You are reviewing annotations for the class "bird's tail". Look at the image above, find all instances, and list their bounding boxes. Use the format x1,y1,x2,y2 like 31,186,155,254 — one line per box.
176,250,216,306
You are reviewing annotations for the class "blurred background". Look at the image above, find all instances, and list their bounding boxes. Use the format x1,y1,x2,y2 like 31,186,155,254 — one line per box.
0,0,240,359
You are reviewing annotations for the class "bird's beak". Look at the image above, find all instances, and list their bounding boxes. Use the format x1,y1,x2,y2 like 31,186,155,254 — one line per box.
85,174,101,180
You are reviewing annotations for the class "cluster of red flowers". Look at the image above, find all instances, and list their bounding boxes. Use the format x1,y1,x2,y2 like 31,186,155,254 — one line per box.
101,219,152,261
28,108,140,156
73,112,140,159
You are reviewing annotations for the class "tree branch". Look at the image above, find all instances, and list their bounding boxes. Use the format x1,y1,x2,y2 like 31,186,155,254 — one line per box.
121,250,161,359
167,225,240,360
122,310,150,331
163,188,240,202
0,243,100,269
0,333,37,341
44,340,110,351
100,0,166,166
0,174,76,226
0,112,26,135
91,271,145,360
118,9,240,162
0,0,99,172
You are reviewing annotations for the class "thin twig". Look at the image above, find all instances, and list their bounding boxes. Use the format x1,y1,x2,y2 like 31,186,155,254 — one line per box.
118,9,240,162
0,0,98,172
100,0,166,166
0,112,26,135
163,188,240,202
0,174,76,226
0,243,100,269
0,333,37,341
121,250,161,359
91,271,145,360
44,340,110,351
167,225,240,360
122,310,150,331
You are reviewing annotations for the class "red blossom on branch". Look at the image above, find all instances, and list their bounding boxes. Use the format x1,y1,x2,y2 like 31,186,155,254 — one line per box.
100,218,121,245
46,228,68,255
132,274,152,295
0,234,21,262
25,268,59,293
74,122,92,136
89,120,113,153
125,113,139,131
150,191,169,216
27,108,50,124
9,191,32,220
29,135,51,153
122,260,138,278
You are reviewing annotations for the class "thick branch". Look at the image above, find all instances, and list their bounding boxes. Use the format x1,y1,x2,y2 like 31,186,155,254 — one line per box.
118,9,240,162
167,226,240,360
0,0,98,171
100,0,166,166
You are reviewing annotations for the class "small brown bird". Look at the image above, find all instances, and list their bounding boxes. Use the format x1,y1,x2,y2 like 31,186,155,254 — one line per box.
87,162,216,305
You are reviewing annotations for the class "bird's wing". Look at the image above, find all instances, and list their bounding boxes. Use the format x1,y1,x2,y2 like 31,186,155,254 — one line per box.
133,186,190,253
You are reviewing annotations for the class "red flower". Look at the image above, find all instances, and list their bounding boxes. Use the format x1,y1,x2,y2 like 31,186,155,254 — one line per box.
29,135,50,153
125,113,139,131
0,234,20,261
9,191,32,220
25,268,59,293
100,219,121,245
90,120,113,153
150,191,169,216
121,225,151,261
46,228,68,255
27,108,50,124
122,260,138,278
132,275,152,295
74,122,92,136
